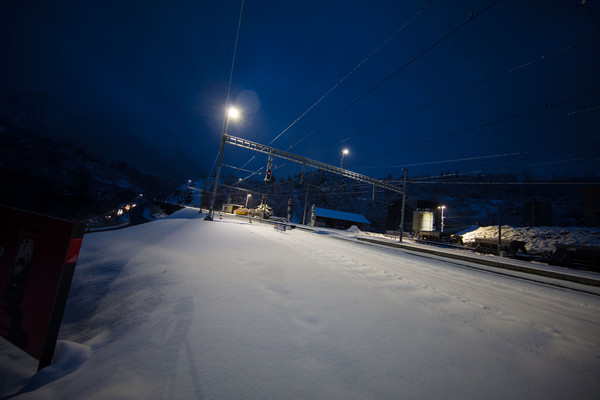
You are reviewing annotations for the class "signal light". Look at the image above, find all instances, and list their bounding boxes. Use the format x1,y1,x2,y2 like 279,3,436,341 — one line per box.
265,169,272,182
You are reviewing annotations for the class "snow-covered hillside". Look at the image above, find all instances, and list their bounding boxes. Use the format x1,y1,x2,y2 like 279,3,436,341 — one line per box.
1,209,599,399
0,121,175,221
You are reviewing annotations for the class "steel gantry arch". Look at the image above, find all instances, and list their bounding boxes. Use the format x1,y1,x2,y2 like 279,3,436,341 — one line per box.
205,134,406,222
224,134,404,193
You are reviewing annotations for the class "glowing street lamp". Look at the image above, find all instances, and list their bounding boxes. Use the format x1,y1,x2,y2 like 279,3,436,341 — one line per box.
438,205,446,232
340,148,349,168
224,106,240,135
228,106,240,120
205,105,241,221
245,193,252,208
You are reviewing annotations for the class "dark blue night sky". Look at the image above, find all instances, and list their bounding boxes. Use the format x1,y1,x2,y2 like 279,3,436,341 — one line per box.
3,0,599,181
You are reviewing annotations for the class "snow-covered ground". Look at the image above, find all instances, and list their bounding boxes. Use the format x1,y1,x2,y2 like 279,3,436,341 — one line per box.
460,225,600,254
1,208,599,399
347,224,600,255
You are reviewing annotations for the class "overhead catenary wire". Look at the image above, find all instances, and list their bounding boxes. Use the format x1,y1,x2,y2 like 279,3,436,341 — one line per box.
206,149,221,180
357,91,600,164
428,106,600,174
221,0,245,135
356,102,600,172
204,0,245,218
359,151,526,169
205,2,245,183
229,0,499,179
219,1,598,190
387,147,597,181
267,0,437,147
583,0,600,34
410,180,600,185
221,164,256,174
287,0,501,151
352,133,599,182
229,0,438,180
229,133,598,198
340,33,599,145
460,142,600,175
404,141,600,181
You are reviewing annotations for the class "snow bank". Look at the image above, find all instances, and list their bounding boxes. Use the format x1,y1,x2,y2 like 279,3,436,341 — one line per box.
142,206,167,220
18,341,91,394
461,226,600,254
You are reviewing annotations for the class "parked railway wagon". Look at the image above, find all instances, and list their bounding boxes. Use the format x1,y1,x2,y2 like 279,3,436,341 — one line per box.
471,237,528,257
550,245,600,271
416,230,464,245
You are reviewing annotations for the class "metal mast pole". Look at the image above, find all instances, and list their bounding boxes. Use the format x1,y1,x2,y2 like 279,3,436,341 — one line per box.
398,169,408,243
205,134,226,221
498,206,503,256
302,180,309,225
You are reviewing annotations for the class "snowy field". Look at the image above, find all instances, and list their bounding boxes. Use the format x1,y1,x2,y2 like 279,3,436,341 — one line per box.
1,208,599,399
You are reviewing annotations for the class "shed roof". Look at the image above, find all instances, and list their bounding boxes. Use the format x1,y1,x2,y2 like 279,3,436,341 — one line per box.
314,207,370,224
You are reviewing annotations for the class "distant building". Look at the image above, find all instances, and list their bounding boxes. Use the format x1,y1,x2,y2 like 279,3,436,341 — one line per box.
582,187,600,227
310,207,370,231
221,203,244,214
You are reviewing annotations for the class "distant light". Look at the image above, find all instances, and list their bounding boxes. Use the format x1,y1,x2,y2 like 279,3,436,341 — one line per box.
340,148,350,168
228,107,240,119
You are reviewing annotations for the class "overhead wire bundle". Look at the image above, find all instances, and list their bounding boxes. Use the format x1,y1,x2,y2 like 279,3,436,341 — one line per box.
219,0,598,190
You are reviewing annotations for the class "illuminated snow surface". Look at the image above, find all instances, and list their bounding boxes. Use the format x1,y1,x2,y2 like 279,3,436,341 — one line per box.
1,208,599,399
460,225,600,254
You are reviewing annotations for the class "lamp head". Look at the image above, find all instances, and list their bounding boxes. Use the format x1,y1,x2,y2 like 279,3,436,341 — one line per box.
228,107,240,119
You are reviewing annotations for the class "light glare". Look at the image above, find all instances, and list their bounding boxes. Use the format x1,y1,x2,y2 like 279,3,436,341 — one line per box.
228,107,240,119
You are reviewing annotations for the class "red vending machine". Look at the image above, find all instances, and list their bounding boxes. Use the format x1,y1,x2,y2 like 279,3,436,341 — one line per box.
0,205,84,369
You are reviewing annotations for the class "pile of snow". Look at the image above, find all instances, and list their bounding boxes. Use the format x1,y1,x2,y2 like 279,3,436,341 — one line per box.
345,224,362,233
345,225,394,240
142,206,167,220
461,225,600,254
